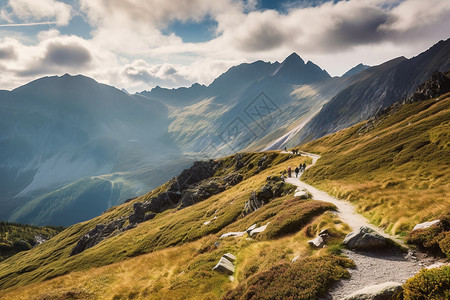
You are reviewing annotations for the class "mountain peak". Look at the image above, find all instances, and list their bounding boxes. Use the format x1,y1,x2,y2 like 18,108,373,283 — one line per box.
273,53,330,84
284,52,305,65
342,63,370,78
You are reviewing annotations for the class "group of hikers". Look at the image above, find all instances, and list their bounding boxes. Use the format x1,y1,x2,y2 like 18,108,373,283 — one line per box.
282,162,307,180
284,147,301,155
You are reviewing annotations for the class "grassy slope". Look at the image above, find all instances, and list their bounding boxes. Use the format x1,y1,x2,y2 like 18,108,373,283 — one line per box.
301,94,450,235
0,222,64,261
1,152,344,298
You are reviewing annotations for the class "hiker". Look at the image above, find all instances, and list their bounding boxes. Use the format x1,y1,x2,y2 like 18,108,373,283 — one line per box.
295,166,299,178
287,166,292,178
302,162,306,171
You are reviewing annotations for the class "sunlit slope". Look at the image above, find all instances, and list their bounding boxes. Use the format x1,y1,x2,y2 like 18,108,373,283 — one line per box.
301,94,450,235
0,152,326,291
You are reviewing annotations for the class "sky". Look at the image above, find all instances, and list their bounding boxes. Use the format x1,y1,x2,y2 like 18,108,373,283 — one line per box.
0,0,449,93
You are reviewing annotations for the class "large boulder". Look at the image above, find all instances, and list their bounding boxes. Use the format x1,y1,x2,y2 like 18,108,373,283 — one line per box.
343,226,387,249
343,282,403,300
213,257,235,275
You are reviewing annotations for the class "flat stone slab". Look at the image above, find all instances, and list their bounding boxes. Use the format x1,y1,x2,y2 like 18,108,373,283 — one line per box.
220,231,246,238
223,253,236,262
249,222,270,237
212,257,235,275
412,219,441,231
246,224,256,233
343,281,403,300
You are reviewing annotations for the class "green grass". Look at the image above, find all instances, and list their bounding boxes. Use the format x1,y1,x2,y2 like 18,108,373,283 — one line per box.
0,152,312,290
0,221,64,261
300,94,450,235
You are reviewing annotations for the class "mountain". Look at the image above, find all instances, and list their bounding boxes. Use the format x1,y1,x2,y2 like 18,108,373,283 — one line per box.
0,74,192,225
341,63,370,77
0,83,448,298
290,38,450,144
273,52,331,84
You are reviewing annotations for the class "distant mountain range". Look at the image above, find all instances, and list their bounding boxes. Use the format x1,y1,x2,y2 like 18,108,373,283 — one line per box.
1,37,449,226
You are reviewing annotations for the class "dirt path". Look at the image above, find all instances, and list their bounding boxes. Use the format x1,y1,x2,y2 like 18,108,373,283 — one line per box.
282,151,440,298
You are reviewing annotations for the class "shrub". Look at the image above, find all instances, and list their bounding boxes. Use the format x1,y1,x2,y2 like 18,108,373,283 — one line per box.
406,215,450,258
264,199,336,239
403,266,450,299
222,254,354,300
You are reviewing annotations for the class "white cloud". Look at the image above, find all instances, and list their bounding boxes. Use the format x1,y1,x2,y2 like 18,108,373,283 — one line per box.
1,0,72,26
0,0,450,92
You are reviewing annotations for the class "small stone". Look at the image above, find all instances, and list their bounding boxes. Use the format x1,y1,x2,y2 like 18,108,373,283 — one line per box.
249,222,270,237
426,262,447,269
246,224,257,233
294,191,308,199
308,236,325,248
291,255,300,263
412,220,441,231
220,232,246,238
223,253,236,262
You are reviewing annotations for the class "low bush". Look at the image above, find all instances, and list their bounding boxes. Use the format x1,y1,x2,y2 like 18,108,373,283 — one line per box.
406,215,450,258
222,253,354,300
264,199,336,239
403,266,450,299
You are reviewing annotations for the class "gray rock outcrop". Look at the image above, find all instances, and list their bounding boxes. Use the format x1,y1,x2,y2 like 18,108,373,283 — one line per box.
249,222,270,237
308,228,330,248
343,281,403,300
213,255,236,275
343,226,387,249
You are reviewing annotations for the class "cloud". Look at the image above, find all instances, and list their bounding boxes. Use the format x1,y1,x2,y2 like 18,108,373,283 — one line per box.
0,0,450,92
44,42,92,67
1,0,72,26
16,39,93,77
0,46,16,60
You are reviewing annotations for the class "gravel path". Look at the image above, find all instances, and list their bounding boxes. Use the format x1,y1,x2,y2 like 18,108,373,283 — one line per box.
282,151,441,299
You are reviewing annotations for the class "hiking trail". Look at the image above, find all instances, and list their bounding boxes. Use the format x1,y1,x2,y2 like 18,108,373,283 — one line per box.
281,151,441,299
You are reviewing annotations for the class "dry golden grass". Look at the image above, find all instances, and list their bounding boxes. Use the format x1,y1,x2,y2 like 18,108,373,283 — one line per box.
301,95,450,235
0,212,347,300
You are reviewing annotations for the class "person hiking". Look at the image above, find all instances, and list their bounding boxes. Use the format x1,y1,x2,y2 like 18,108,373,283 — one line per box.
295,167,299,178
302,162,306,172
287,166,292,178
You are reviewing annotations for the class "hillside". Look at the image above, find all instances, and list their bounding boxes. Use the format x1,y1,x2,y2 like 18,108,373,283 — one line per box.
300,90,450,235
0,222,64,261
0,151,358,298
0,84,449,298
293,38,450,145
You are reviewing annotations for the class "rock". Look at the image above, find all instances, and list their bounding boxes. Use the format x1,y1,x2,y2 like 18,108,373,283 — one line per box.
220,232,246,238
71,217,127,256
249,222,270,237
243,192,264,215
426,262,448,269
212,257,235,275
412,219,441,231
223,253,236,262
223,173,243,186
291,255,300,263
343,282,403,300
295,187,306,192
318,228,331,237
294,191,308,199
343,226,387,249
308,235,325,248
229,275,235,281
246,224,257,234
